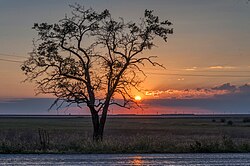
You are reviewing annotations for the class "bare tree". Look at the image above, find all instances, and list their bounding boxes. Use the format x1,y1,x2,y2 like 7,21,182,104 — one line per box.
21,4,173,141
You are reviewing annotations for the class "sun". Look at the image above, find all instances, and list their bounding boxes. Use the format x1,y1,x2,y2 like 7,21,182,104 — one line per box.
134,95,142,101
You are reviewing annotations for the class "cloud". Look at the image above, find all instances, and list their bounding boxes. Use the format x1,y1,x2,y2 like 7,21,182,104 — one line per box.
208,66,236,69
0,98,53,114
177,78,185,81
145,87,229,99
145,90,164,97
145,83,249,100
184,67,197,71
144,83,250,114
0,98,86,115
239,84,250,93
212,83,237,92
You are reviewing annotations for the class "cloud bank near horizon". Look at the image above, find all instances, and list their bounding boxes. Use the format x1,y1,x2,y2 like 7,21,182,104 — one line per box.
145,83,248,99
144,83,250,114
0,83,250,114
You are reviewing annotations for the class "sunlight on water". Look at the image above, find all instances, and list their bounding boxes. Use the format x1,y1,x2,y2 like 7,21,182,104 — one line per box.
0,153,249,165
131,156,144,165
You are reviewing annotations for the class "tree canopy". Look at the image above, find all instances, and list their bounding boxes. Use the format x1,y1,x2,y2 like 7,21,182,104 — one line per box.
21,4,173,140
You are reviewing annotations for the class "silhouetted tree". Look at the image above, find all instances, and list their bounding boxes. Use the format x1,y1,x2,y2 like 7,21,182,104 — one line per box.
21,4,173,141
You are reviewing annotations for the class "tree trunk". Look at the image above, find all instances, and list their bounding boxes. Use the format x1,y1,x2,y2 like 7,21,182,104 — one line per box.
91,112,101,142
91,107,108,142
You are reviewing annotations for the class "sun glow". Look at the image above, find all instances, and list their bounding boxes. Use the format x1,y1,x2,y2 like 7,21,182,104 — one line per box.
135,95,142,101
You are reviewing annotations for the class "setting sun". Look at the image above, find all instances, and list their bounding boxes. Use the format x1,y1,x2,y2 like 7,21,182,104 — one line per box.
135,95,142,101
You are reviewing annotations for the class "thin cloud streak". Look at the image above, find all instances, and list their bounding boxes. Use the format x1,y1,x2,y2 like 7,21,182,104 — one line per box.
209,66,236,69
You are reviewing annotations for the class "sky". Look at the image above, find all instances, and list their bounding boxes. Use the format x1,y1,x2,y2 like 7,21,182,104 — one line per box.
0,0,250,114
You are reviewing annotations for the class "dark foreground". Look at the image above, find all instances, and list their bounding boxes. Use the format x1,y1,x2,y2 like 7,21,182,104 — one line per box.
0,153,249,165
0,115,250,153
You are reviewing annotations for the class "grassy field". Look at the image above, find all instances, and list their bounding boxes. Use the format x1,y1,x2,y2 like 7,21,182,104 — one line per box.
0,116,250,153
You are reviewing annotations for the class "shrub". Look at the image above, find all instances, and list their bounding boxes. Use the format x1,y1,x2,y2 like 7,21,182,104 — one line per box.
220,118,226,123
227,120,233,126
243,118,250,123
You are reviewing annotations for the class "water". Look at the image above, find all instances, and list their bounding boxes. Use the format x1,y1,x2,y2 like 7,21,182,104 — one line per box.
0,153,249,166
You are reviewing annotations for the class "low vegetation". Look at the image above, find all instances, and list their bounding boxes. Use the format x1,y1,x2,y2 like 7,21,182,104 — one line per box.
0,116,249,153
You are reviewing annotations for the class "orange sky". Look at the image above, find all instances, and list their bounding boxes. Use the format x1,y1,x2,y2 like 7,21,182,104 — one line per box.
1,1,250,99
0,1,250,114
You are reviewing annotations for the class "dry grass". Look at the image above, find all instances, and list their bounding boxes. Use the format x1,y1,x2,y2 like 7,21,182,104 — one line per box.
0,116,249,153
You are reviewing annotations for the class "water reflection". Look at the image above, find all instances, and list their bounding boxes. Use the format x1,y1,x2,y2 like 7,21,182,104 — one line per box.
0,153,250,165
131,156,144,166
